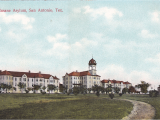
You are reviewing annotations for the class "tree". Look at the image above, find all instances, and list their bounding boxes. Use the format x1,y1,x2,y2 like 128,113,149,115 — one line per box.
73,86,80,96
18,82,26,93
79,86,87,95
92,85,101,97
12,87,16,93
122,88,128,94
1,83,7,93
59,84,65,93
67,89,72,95
87,88,92,93
42,86,46,92
100,87,105,94
128,86,135,93
47,84,56,94
106,84,112,94
136,81,150,94
7,85,12,93
32,85,41,93
27,87,32,93
114,87,120,94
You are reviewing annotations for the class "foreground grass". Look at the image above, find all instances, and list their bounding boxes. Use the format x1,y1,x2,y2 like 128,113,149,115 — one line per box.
0,93,133,119
115,94,160,119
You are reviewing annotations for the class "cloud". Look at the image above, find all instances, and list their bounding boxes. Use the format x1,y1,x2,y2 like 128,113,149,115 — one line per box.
46,34,98,58
73,6,123,20
150,11,160,23
139,29,158,39
99,64,155,86
0,12,35,30
7,30,26,42
83,6,123,20
0,28,1,32
47,33,67,43
145,53,160,64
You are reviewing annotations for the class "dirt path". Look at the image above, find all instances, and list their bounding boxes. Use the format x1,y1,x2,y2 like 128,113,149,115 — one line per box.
121,99,155,120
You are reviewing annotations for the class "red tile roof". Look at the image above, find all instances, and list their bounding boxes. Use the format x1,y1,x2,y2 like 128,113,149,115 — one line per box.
0,70,59,80
68,71,91,76
67,71,101,77
1,70,12,75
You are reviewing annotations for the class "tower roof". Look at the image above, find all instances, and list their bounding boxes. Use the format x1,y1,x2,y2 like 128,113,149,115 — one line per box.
89,58,97,65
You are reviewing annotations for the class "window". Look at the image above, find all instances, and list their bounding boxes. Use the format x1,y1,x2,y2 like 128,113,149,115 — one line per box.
15,78,17,81
23,78,26,81
32,79,33,82
36,79,38,82
28,79,29,81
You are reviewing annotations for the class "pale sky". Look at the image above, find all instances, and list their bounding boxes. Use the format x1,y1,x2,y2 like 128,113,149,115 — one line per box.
0,1,160,89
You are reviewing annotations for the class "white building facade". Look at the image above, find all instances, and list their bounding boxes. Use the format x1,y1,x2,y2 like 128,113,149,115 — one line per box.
63,58,101,90
101,79,132,93
63,58,132,92
0,70,59,93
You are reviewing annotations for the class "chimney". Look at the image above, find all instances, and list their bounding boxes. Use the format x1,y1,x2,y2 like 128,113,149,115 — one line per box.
76,70,78,72
29,70,30,73
39,71,41,74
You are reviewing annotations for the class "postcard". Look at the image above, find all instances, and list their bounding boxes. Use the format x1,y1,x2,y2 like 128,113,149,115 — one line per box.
0,0,159,119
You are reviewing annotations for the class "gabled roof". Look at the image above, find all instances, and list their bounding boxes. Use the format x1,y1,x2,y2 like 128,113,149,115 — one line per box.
123,81,131,84
0,70,59,80
68,71,91,76
1,70,12,75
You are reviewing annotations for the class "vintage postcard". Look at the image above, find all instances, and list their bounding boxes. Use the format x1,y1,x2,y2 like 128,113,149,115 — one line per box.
0,0,160,119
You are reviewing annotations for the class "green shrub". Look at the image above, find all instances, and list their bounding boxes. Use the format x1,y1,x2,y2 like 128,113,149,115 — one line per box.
25,90,29,94
149,90,159,97
109,93,114,99
119,93,122,96
40,90,46,95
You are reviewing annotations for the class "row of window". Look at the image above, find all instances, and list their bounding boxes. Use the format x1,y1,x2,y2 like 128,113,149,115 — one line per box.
64,76,100,80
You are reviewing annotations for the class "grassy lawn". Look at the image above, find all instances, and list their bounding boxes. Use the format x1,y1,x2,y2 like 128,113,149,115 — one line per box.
114,94,160,119
0,93,133,119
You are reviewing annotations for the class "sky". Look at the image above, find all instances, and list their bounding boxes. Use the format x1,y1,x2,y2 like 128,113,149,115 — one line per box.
0,0,160,89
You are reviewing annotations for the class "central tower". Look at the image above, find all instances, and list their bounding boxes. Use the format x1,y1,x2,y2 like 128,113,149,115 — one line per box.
88,58,97,75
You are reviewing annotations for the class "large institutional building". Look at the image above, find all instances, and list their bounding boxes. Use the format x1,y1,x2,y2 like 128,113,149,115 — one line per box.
0,58,132,93
0,70,59,93
63,58,132,93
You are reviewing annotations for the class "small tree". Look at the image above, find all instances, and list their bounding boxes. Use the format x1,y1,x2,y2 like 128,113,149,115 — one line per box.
122,88,128,94
107,84,112,94
67,89,72,95
136,81,150,94
87,88,92,93
18,82,26,93
42,86,46,92
47,84,56,94
73,87,79,96
12,87,16,93
27,87,32,93
128,86,135,93
92,85,101,97
0,83,8,93
100,87,105,94
114,87,120,94
32,85,41,93
7,85,12,93
149,90,159,97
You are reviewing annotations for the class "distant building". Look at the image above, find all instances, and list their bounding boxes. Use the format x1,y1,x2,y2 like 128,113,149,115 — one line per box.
0,70,59,93
63,58,132,92
62,58,101,90
101,79,132,93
